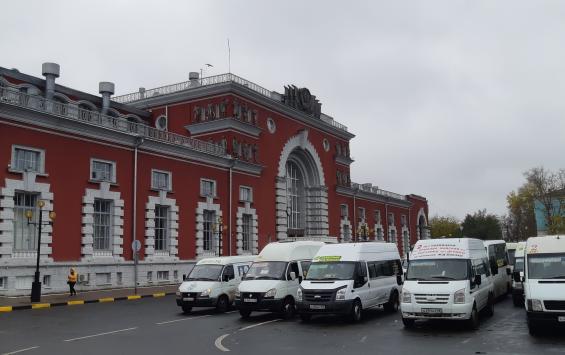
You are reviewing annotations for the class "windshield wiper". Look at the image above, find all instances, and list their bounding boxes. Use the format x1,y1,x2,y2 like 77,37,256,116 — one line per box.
549,275,565,279
429,275,457,280
255,276,279,280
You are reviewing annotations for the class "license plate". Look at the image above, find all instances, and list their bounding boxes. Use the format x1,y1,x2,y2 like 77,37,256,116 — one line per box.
183,297,194,301
421,308,442,314
558,316,565,322
310,304,325,310
243,298,257,303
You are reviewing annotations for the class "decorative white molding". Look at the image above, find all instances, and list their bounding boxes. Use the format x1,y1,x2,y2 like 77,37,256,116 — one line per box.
374,223,384,241
416,208,429,240
340,218,352,242
236,204,258,255
277,129,325,186
144,190,179,262
195,201,222,258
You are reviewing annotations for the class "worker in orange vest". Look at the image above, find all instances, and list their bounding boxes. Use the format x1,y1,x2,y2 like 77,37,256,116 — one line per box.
67,268,78,296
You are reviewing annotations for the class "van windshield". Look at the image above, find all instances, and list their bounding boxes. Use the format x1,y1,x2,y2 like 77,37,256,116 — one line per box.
514,257,524,273
187,264,223,281
243,261,287,280
508,250,516,265
306,262,356,281
406,259,469,281
527,253,565,279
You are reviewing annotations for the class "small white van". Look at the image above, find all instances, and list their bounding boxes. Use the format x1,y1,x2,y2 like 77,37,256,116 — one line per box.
176,255,255,313
511,241,526,307
507,242,518,269
235,241,324,319
401,238,495,329
297,242,403,322
522,235,565,335
484,240,512,298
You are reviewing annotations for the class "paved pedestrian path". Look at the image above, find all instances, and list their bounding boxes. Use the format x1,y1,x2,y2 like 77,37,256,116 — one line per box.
0,285,178,312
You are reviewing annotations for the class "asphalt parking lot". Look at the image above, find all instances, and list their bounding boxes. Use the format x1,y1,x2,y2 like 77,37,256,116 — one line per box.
1,295,564,355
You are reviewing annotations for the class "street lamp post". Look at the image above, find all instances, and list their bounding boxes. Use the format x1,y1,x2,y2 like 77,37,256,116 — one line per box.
26,200,56,303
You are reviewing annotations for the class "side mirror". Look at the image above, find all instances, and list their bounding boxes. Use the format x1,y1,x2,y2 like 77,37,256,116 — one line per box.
298,275,303,284
520,271,525,283
182,275,187,281
396,275,403,286
474,274,482,286
506,268,512,276
512,271,521,283
290,272,296,281
363,276,368,283
222,274,230,282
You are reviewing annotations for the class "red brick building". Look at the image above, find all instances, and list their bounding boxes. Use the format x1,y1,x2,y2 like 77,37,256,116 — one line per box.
0,63,428,295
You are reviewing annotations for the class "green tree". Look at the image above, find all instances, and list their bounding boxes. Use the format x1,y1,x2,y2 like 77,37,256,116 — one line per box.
506,184,536,241
461,209,502,240
429,215,462,238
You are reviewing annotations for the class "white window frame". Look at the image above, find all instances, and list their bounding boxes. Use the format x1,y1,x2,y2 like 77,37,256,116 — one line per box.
11,145,45,174
154,205,170,252
358,207,366,222
203,209,216,252
401,214,407,227
340,204,348,218
388,212,395,226
151,169,172,191
375,210,381,224
93,198,113,252
239,186,253,203
90,158,116,183
200,179,216,198
0,276,6,289
13,191,39,252
242,214,253,252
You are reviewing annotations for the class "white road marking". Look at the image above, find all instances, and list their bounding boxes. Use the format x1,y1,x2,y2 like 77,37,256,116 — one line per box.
225,311,238,314
214,318,282,352
360,335,367,343
461,338,471,344
2,346,39,355
63,327,138,342
156,314,211,325
215,334,231,352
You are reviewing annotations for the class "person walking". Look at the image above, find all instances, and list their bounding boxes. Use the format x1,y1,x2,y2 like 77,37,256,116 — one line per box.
67,268,78,296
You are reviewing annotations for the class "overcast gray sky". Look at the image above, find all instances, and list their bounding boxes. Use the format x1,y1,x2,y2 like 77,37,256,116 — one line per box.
3,0,565,220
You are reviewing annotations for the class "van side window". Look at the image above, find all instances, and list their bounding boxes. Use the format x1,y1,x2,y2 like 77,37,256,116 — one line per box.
472,259,485,276
286,262,299,280
237,264,249,277
300,261,312,278
368,262,378,279
392,260,403,275
482,258,491,276
356,261,368,278
223,265,235,281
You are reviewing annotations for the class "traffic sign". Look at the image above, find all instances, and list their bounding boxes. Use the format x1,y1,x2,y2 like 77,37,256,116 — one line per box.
132,239,141,252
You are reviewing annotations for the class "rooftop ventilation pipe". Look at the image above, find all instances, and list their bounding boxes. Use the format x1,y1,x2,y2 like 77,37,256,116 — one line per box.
189,72,200,87
99,82,115,115
42,62,60,100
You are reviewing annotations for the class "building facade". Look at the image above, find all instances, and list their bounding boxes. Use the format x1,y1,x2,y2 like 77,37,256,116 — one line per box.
0,63,429,295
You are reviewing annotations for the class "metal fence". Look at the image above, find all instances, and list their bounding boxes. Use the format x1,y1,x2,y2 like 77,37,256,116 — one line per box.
0,86,226,157
352,182,407,201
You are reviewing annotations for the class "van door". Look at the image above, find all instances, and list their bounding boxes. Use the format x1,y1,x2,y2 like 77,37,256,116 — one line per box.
373,260,396,305
353,261,371,307
286,262,300,298
221,265,237,301
470,259,489,310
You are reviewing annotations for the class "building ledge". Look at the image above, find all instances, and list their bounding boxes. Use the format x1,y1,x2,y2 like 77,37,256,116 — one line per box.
335,155,354,166
186,117,262,137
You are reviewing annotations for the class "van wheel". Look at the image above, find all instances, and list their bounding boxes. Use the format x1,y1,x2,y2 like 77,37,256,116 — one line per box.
384,291,399,313
350,299,362,322
466,305,479,330
181,305,192,314
239,309,251,319
300,314,312,322
402,317,415,328
484,294,494,317
281,298,295,320
528,321,540,336
512,294,522,307
216,295,229,313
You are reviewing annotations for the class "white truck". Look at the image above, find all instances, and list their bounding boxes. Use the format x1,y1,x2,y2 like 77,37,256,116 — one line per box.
511,241,526,307
297,242,403,322
401,238,495,329
176,255,256,313
522,235,565,335
235,241,324,319
484,240,512,299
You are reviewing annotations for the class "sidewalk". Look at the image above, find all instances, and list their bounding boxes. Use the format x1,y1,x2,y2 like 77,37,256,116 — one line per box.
0,285,178,312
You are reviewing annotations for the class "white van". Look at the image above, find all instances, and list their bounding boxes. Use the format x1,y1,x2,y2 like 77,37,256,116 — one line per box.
401,238,495,329
176,255,255,313
522,235,565,335
511,242,526,307
235,241,324,319
297,242,403,322
484,240,512,298
507,242,518,269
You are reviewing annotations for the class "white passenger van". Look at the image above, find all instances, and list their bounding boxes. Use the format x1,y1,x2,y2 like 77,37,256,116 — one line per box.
522,235,565,335
484,240,512,298
401,238,495,329
507,242,518,269
235,241,324,319
176,255,255,313
297,242,403,322
511,242,526,307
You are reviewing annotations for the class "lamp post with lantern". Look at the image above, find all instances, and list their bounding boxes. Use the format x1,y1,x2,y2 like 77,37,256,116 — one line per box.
25,200,56,303
213,216,226,256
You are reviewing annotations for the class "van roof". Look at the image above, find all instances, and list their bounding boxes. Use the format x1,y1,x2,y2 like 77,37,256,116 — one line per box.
257,241,325,262
526,235,565,254
483,240,506,247
196,255,257,266
411,238,486,260
312,242,400,262
515,241,527,257
506,242,518,250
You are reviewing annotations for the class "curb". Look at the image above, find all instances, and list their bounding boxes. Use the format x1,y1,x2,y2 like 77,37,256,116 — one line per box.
0,292,175,312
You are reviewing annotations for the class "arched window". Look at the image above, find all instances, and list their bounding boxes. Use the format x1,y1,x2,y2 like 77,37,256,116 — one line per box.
286,160,305,231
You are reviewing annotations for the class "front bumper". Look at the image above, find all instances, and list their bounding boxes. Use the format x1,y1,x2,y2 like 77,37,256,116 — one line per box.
235,298,284,312
401,302,472,320
527,311,565,325
176,296,217,308
297,300,354,315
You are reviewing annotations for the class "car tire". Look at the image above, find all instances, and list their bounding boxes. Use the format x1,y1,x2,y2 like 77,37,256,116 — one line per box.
466,305,480,330
281,298,295,320
181,305,192,314
528,320,540,336
384,291,399,313
300,314,312,322
239,309,252,319
402,317,415,328
216,295,229,313
350,299,362,323
484,294,494,317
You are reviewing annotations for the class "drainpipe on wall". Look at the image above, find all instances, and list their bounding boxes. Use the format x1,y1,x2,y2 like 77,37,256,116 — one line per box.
352,188,358,243
228,159,234,256
384,202,389,242
133,136,144,294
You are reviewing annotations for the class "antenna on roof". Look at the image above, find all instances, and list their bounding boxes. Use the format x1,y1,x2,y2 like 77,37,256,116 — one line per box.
227,38,231,74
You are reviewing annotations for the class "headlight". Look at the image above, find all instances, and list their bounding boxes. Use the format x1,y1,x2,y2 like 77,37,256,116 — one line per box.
264,288,277,298
453,288,466,304
530,299,543,312
235,289,240,298
176,290,181,296
200,288,211,297
297,288,303,302
336,287,347,301
402,290,411,303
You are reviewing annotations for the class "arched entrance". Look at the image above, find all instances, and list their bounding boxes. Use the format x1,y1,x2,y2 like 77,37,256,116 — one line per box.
417,208,429,240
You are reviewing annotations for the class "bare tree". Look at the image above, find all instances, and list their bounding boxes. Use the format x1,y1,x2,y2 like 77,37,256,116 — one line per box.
525,167,565,234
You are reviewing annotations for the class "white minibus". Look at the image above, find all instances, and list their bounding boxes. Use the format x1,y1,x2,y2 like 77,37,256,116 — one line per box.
511,242,526,307
484,240,512,299
522,235,565,335
235,241,324,319
176,255,255,313
297,242,403,322
401,238,495,329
